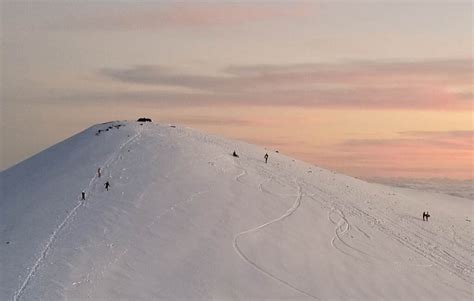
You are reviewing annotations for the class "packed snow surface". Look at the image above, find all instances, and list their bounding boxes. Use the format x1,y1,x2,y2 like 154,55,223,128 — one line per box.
1,121,472,300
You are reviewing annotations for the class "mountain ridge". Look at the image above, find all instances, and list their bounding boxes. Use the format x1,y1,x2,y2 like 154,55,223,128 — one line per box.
1,121,471,300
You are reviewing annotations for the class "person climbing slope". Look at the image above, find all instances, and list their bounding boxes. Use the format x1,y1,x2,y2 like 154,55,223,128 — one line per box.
97,168,101,178
264,153,269,164
104,181,110,191
81,191,86,200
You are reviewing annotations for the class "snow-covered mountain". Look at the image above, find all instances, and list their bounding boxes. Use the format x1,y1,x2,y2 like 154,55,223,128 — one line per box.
1,121,472,300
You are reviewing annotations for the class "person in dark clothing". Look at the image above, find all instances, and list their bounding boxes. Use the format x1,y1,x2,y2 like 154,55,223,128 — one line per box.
98,168,101,178
232,151,239,158
422,211,426,221
105,181,110,191
81,191,86,200
264,153,269,163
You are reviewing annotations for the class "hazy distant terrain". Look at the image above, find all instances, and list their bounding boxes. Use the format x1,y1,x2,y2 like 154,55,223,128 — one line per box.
370,178,474,200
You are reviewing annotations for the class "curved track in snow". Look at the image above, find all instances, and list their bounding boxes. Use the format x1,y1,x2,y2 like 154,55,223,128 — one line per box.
304,181,473,285
235,168,247,184
328,208,374,262
12,127,143,301
232,163,318,300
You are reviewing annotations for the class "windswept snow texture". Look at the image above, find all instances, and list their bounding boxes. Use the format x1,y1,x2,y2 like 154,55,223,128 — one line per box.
1,121,472,300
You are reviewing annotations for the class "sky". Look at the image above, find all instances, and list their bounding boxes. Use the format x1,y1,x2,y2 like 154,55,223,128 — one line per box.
1,0,473,180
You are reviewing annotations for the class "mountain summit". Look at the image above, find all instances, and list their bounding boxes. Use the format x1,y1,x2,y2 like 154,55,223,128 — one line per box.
1,121,471,300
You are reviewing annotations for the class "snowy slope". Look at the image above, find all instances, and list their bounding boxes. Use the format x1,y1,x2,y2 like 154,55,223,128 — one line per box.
1,121,472,300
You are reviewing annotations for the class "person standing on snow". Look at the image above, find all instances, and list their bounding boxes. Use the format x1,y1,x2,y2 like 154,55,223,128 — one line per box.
81,191,86,200
264,153,269,164
104,181,110,191
97,168,102,178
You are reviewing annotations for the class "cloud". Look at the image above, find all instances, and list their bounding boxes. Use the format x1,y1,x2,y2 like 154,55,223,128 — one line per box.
399,130,473,138
342,131,473,150
100,58,473,110
161,116,254,127
319,130,474,178
3,1,315,31
96,2,314,29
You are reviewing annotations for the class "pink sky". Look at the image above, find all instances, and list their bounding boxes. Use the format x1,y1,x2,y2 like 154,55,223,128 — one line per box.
2,1,473,179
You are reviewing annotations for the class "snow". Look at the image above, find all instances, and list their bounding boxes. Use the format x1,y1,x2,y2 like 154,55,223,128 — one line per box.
1,121,472,300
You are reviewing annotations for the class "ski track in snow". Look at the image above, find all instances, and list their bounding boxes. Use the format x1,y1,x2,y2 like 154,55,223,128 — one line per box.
232,162,318,300
235,168,247,184
352,206,473,283
451,228,471,254
304,181,473,285
69,191,149,295
12,126,143,301
328,208,357,260
6,123,472,299
145,190,209,233
328,208,374,262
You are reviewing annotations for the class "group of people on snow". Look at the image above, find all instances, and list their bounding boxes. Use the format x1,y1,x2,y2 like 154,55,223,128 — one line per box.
80,168,110,200
82,150,269,200
422,211,431,221
232,151,269,164
234,150,435,224
82,150,434,229
98,168,110,191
